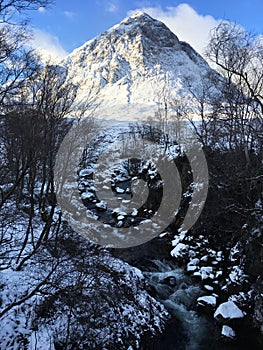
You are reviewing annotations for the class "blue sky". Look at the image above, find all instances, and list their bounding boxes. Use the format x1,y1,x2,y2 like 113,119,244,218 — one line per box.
28,0,263,60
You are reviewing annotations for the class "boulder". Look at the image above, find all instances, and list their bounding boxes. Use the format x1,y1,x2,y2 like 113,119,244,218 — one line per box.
214,301,244,323
159,276,177,287
197,295,217,313
96,201,107,210
221,325,236,340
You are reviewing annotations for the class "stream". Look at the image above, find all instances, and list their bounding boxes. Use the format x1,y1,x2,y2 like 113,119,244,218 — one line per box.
79,126,261,350
142,259,217,350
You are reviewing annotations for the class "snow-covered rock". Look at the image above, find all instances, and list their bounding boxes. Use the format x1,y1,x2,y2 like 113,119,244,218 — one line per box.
81,191,95,200
131,208,138,217
187,264,197,272
95,201,107,210
188,258,200,266
200,255,209,262
116,187,125,194
200,266,214,280
186,258,200,272
221,325,236,339
192,271,201,279
204,285,214,292
79,168,93,178
229,265,247,284
214,301,244,322
116,220,124,228
197,295,217,308
171,243,188,258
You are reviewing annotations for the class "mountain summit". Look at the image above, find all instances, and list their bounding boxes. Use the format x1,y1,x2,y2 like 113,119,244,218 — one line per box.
108,11,181,51
60,12,212,119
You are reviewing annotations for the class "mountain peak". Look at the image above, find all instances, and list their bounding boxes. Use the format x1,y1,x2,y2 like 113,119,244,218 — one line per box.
61,12,212,120
109,10,157,33
128,11,153,21
107,10,180,50
117,10,169,29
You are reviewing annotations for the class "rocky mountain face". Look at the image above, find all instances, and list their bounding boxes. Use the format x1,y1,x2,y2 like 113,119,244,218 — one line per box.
60,11,213,119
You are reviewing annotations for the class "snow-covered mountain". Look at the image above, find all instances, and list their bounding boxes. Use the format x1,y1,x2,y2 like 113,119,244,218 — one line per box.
60,11,213,120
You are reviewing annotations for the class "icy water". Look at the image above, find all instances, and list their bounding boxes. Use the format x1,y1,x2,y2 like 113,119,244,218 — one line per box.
142,260,261,350
143,260,216,350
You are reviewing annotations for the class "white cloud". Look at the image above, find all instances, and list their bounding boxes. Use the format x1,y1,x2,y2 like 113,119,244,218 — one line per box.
129,3,221,57
106,2,119,13
38,6,46,14
30,28,68,62
64,11,76,19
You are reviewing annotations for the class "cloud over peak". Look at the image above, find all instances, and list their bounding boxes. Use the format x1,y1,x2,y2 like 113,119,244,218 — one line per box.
30,28,68,62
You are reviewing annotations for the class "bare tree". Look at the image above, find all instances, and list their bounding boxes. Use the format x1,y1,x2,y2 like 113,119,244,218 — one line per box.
0,1,51,104
206,22,263,113
0,1,51,208
205,22,263,163
0,0,51,24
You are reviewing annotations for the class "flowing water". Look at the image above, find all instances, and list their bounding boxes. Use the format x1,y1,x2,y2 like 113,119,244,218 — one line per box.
143,260,217,350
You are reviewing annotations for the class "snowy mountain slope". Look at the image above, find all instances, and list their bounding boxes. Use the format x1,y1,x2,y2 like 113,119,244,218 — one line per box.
60,11,214,120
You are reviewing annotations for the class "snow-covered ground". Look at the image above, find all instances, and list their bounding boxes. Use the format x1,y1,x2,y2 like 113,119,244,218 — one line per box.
0,203,169,349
